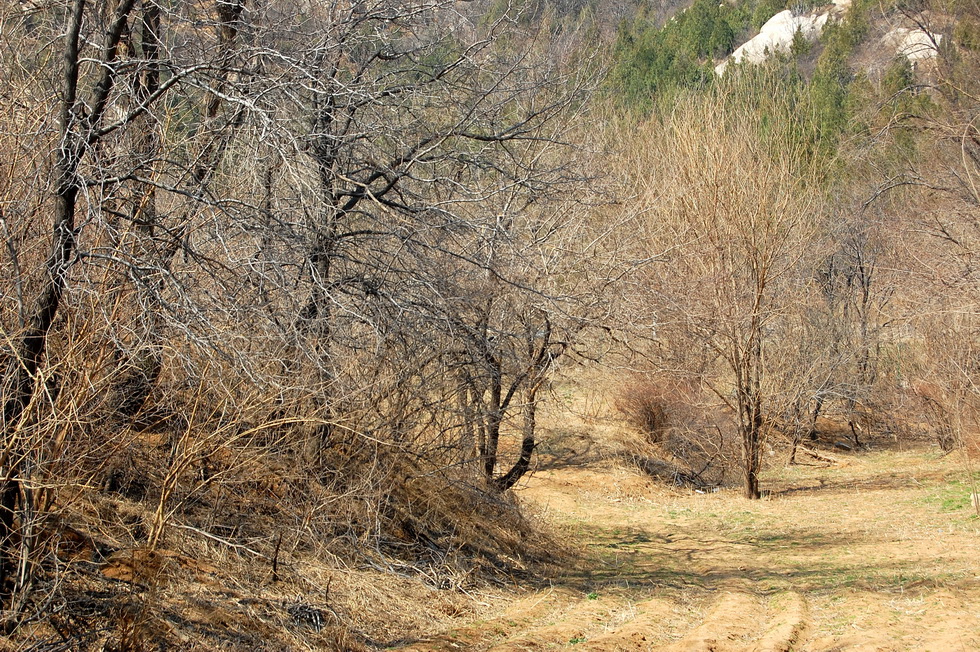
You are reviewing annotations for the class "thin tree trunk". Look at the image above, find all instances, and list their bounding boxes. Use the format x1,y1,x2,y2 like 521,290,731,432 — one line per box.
483,355,503,482
744,407,763,500
1,0,137,601
741,317,763,500
457,377,476,466
110,0,244,418
0,0,86,600
491,317,553,492
111,0,163,418
809,395,823,440
741,389,763,499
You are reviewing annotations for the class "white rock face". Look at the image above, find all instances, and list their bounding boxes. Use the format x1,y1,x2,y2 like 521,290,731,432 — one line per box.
716,10,829,75
714,2,945,76
883,27,943,61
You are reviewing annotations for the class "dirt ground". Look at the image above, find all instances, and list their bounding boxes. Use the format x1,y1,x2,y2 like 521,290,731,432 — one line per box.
396,440,980,651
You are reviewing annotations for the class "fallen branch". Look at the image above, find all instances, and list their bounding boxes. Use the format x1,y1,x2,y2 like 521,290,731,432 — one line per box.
796,445,839,465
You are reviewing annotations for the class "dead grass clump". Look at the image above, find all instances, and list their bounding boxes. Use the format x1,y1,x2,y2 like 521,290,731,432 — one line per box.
0,378,554,650
303,437,558,587
386,469,557,583
620,425,736,489
0,316,567,648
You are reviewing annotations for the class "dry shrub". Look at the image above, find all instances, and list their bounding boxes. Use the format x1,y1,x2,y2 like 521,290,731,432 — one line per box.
0,354,552,650
305,435,555,584
614,378,673,441
385,469,555,581
614,376,738,488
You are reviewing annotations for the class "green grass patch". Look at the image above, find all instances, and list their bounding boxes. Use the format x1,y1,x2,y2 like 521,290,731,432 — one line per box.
927,478,980,516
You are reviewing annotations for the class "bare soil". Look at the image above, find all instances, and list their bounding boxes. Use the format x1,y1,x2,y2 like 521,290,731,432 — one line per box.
396,442,980,651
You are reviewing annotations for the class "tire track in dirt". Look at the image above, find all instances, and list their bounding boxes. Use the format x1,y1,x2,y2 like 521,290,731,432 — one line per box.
486,595,629,651
397,589,578,651
656,591,764,651
752,592,807,652
404,588,808,651
397,507,811,650
396,445,980,651
574,597,680,651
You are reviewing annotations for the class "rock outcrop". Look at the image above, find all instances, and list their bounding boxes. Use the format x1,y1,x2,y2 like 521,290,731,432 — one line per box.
715,10,829,75
883,27,943,61
715,1,943,75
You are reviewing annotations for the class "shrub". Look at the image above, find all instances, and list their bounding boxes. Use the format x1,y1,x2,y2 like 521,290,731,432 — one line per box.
615,376,742,488
614,378,675,441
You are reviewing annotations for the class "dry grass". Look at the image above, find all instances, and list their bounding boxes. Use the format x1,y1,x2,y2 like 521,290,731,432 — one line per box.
0,376,558,650
403,409,980,651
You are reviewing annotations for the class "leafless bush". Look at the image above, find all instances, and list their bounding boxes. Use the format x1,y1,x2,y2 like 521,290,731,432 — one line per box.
0,0,606,642
614,378,673,442
615,376,737,488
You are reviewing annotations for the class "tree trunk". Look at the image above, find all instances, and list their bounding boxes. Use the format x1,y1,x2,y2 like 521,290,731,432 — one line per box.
743,461,761,499
457,378,476,466
0,0,87,601
109,0,244,419
809,395,823,441
740,321,764,500
490,317,553,492
1,0,137,601
493,384,538,492
482,355,503,482
110,0,162,419
742,411,763,499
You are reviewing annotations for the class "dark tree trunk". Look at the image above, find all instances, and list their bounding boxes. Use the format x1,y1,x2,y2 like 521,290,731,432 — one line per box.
740,322,764,500
0,0,87,599
110,0,162,419
809,395,823,441
742,404,763,500
849,416,862,448
1,0,136,601
109,0,244,419
489,317,553,493
482,355,503,481
493,385,538,492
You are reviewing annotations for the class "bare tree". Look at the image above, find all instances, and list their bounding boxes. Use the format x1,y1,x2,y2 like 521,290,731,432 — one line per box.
243,0,602,475
630,78,825,499
0,0,603,624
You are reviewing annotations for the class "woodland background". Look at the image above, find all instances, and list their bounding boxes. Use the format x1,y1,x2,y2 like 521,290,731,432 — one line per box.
0,0,978,647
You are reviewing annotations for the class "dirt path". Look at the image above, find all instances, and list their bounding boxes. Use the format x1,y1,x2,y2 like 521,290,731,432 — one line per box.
397,447,980,651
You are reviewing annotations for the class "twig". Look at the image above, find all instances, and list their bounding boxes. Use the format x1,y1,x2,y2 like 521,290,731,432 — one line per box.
175,524,268,559
797,445,839,465
272,532,283,582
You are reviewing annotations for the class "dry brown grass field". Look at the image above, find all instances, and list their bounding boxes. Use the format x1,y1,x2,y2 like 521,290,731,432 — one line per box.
393,374,980,652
